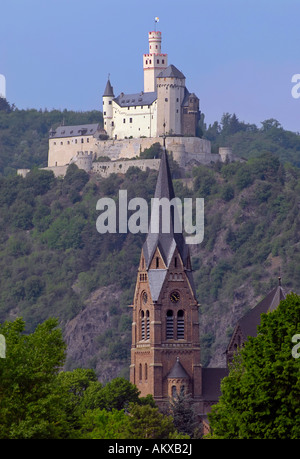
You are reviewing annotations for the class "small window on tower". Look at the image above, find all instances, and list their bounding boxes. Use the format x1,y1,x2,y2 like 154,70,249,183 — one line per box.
109,101,112,105
157,59,159,64
162,59,165,64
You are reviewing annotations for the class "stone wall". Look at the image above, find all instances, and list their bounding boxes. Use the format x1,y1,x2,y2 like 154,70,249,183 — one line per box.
92,158,161,177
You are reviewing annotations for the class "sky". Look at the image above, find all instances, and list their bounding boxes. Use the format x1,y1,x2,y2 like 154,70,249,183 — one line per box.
0,0,299,132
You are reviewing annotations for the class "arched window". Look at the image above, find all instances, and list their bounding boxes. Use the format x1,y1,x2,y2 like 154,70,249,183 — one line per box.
146,310,150,339
172,385,177,398
166,310,174,339
141,311,145,340
139,363,142,381
145,363,148,381
177,310,184,339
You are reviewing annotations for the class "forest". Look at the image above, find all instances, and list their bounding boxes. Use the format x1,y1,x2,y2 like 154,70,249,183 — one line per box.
0,100,299,438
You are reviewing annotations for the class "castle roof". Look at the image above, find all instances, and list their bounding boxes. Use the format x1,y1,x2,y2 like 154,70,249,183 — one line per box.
103,79,114,97
114,91,157,108
157,64,185,80
49,123,100,139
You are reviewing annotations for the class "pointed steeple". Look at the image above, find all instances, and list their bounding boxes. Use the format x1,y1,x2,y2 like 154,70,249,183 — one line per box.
143,148,189,271
103,78,114,97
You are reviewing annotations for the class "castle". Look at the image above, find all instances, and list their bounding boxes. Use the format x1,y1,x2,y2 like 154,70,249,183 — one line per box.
43,28,237,178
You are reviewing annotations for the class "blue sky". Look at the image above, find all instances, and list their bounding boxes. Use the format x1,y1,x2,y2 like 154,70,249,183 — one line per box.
0,0,299,132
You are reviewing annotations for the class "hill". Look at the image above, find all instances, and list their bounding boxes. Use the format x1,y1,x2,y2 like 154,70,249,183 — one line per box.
1,104,300,380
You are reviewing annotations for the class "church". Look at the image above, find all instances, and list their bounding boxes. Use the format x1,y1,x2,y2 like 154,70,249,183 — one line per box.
129,146,228,418
103,29,200,139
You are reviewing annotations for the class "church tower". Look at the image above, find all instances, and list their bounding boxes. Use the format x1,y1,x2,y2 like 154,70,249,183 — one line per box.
143,31,168,93
130,148,202,412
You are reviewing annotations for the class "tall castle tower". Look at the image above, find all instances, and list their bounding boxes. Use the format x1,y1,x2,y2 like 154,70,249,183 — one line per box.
130,149,202,412
143,31,168,93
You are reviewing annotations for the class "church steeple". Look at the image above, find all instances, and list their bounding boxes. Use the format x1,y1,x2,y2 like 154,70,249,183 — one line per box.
130,147,202,410
143,149,189,268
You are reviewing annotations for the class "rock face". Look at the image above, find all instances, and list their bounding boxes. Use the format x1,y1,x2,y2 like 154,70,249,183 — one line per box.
63,285,126,383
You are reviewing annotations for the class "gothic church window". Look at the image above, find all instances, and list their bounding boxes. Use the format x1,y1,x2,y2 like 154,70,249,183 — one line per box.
141,311,145,340
166,310,174,339
139,364,142,381
177,310,184,339
146,310,150,339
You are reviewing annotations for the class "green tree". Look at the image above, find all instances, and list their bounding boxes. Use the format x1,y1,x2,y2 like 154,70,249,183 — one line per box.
0,318,71,439
208,293,300,439
168,392,202,438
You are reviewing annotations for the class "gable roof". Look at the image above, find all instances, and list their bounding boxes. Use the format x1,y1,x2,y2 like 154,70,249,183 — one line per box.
238,280,286,339
157,64,185,80
49,123,100,139
114,91,157,107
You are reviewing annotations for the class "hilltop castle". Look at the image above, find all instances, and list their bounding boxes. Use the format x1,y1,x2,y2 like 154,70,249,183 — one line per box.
44,28,237,178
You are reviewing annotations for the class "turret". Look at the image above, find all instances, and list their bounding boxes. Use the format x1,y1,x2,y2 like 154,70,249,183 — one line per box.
102,78,115,138
143,31,168,93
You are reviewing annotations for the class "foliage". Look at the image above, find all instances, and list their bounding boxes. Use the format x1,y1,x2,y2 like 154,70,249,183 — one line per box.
208,293,300,439
0,318,70,439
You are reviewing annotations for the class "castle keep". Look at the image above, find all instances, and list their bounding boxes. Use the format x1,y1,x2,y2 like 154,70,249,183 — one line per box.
44,27,236,178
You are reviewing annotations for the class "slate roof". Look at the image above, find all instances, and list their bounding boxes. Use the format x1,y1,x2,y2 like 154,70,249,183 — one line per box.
238,281,286,339
49,124,100,139
114,91,157,107
202,368,228,400
167,357,190,379
103,79,114,97
143,149,189,270
157,64,185,80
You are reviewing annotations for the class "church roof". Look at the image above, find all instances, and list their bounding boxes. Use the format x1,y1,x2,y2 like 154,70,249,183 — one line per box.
114,91,157,107
167,357,190,379
202,368,229,400
157,64,185,80
103,79,114,97
142,149,189,271
237,280,286,339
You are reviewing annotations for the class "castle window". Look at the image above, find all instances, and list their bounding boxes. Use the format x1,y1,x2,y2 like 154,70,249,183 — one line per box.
176,98,179,102
149,60,152,64
141,311,145,340
156,257,159,268
109,101,112,105
165,98,168,102
146,60,148,64
162,59,165,64
177,310,184,339
123,119,126,123
104,111,106,115
81,138,84,143
157,59,159,64
130,118,133,123
87,138,89,143
146,310,150,339
174,257,177,268
166,310,174,339
60,141,63,145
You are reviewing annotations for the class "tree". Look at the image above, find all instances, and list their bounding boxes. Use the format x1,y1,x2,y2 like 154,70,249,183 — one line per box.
208,293,300,439
168,392,202,438
0,318,71,439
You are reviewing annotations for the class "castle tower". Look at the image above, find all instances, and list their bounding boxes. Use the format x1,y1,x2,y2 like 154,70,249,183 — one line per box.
143,31,168,93
130,149,202,412
156,65,186,136
103,78,115,138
